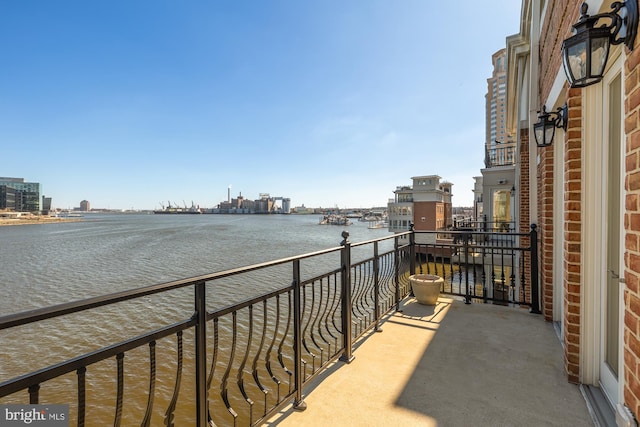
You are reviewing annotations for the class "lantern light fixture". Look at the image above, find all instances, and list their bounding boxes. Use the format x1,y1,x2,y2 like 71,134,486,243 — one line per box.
562,1,638,88
534,104,568,148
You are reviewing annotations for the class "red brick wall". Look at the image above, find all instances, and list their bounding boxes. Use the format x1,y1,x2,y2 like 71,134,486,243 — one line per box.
413,202,440,231
539,1,578,101
539,0,583,384
624,37,640,421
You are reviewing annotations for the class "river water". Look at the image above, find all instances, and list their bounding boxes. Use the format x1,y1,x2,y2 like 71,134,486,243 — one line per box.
0,213,392,425
0,213,391,314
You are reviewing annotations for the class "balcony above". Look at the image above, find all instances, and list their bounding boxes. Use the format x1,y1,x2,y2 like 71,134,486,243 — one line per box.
485,141,517,168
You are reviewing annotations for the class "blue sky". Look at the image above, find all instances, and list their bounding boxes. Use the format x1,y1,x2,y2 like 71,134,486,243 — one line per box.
1,1,521,210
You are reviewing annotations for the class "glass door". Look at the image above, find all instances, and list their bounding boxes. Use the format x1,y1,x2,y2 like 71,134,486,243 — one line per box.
601,71,622,404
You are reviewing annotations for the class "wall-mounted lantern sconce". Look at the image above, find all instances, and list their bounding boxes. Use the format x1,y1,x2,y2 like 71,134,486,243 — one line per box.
534,104,568,148
510,185,516,198
562,1,638,88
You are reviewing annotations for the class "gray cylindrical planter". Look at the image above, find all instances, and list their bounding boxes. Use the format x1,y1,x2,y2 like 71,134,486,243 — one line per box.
409,274,443,305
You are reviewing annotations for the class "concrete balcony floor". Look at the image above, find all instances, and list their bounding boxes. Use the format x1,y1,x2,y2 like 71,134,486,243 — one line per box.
266,297,594,427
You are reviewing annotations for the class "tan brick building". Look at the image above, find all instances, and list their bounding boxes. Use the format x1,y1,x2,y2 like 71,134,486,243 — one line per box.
507,0,640,424
486,49,511,146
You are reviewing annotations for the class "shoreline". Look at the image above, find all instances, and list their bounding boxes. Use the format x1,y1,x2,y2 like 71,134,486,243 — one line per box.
0,217,84,226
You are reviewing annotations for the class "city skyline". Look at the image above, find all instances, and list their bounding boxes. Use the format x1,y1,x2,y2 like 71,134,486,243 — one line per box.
0,2,521,210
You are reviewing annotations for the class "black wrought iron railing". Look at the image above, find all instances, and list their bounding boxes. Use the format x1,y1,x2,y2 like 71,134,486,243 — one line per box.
484,141,517,168
0,227,537,426
412,226,539,308
453,216,517,233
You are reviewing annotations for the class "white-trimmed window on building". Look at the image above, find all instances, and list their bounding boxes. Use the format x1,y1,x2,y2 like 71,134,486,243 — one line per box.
492,190,511,232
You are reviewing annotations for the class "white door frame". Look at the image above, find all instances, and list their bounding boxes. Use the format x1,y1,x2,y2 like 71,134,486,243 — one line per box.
581,53,624,405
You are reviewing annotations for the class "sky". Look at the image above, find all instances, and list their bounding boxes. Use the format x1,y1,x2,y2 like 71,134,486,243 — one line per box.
0,1,522,210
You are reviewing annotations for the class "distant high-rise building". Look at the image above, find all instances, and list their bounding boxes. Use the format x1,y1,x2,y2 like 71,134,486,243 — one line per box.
42,196,52,213
0,177,42,212
80,200,90,211
485,49,510,149
480,49,516,231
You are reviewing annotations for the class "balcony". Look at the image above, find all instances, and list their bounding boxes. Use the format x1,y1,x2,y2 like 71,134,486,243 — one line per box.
0,229,593,426
484,142,517,168
267,297,593,426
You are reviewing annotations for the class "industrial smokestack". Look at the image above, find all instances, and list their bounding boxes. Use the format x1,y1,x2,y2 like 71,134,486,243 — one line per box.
228,185,232,203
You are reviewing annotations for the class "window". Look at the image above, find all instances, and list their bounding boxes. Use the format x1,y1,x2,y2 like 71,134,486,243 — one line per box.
492,190,511,231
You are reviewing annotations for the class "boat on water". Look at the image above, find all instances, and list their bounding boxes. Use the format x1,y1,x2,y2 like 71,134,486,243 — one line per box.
153,201,203,214
153,208,202,214
319,214,352,226
57,210,84,218
367,220,388,229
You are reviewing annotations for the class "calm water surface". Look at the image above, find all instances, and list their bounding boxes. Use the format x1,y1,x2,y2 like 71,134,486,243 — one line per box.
0,213,392,425
0,213,391,314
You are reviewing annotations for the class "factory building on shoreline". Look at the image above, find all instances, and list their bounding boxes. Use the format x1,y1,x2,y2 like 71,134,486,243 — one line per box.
213,192,291,214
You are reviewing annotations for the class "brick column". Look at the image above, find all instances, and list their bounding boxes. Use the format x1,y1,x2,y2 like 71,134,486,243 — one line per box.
538,119,555,321
520,127,531,306
564,87,583,384
519,128,530,234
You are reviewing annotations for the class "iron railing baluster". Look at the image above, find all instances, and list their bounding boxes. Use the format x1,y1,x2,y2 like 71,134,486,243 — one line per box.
194,281,208,427
307,280,324,366
374,242,381,331
141,341,156,427
327,274,341,351
409,225,416,279
510,248,516,303
451,244,458,291
340,232,354,362
464,233,471,304
265,294,282,403
206,319,218,424
252,300,269,416
114,353,124,427
300,284,314,377
530,225,541,313
381,252,395,310
521,253,526,304
237,306,254,424
355,265,366,334
482,246,488,303
220,311,238,423
292,259,307,411
351,264,367,336
500,244,506,303
314,278,331,364
277,291,293,395
394,235,401,311
77,367,86,427
491,252,497,301
28,384,39,404
363,261,375,328
164,331,183,427
473,261,479,300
